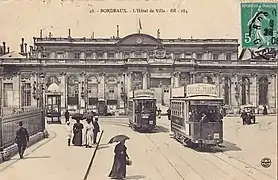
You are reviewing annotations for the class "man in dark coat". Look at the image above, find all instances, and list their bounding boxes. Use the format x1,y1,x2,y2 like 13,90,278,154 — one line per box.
240,110,247,125
167,108,171,120
93,117,100,144
15,121,29,159
65,110,70,123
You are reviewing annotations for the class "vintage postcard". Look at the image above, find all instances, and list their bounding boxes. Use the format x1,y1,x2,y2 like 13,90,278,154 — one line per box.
0,0,277,179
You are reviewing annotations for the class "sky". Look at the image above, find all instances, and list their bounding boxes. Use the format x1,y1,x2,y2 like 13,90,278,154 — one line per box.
0,0,241,52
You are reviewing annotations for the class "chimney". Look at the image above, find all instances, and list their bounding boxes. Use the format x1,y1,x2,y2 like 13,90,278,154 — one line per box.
20,38,24,53
7,47,9,53
116,25,119,38
40,29,43,38
24,43,27,54
3,42,6,54
30,46,33,54
68,29,71,38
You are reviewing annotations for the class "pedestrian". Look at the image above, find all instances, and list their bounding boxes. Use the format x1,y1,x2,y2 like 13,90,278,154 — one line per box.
65,110,70,123
66,121,72,146
92,117,100,144
241,109,247,125
157,108,162,119
14,121,29,159
108,140,130,179
263,105,268,115
72,119,84,146
167,108,171,120
85,118,94,148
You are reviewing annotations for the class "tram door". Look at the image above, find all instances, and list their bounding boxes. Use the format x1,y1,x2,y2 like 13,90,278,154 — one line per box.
46,93,61,123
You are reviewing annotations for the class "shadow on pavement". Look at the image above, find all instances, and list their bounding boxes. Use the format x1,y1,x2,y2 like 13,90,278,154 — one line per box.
193,141,242,153
125,175,146,179
24,156,51,159
152,125,169,133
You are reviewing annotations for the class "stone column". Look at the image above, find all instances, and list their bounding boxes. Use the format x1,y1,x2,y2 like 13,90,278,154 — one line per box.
213,73,220,96
14,73,21,108
231,74,239,113
220,76,225,99
143,72,148,89
250,74,257,106
59,72,66,110
117,74,122,107
126,72,132,94
269,74,276,110
98,72,105,99
80,73,86,113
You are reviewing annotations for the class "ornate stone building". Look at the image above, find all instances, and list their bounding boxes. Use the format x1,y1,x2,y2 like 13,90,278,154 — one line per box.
0,30,277,115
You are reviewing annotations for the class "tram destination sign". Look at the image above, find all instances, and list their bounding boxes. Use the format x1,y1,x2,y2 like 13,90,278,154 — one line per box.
133,89,155,98
241,2,278,48
186,83,217,97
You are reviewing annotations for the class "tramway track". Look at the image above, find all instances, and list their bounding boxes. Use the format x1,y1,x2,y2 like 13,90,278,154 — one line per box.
144,133,206,180
145,132,271,180
210,152,276,180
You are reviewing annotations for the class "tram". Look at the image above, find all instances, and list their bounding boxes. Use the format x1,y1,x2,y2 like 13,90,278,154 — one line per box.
127,89,156,132
170,83,224,148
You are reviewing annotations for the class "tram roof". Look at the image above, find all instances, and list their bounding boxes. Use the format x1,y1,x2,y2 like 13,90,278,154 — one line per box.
128,97,156,100
171,96,223,101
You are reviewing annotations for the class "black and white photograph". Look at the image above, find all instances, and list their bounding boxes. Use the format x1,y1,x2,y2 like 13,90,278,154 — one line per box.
0,0,277,179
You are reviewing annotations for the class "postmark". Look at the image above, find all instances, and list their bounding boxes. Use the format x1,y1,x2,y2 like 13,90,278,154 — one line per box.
261,157,272,168
241,2,278,48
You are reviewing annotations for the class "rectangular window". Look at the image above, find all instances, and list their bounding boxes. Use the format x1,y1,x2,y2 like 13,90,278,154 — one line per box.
212,54,219,60
86,53,92,59
226,54,231,60
108,53,114,59
21,83,31,107
3,83,13,107
96,52,103,59
123,52,130,59
197,53,203,60
74,53,80,59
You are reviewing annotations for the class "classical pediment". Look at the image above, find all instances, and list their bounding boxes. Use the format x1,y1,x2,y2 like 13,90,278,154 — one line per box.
117,33,162,45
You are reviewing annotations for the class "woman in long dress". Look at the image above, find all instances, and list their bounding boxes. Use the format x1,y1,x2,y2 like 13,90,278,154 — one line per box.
72,119,84,146
85,118,94,148
108,140,129,179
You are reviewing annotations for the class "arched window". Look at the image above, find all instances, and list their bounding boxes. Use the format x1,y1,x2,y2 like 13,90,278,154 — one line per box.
259,77,268,105
67,76,79,106
241,77,250,105
87,76,98,106
224,77,231,105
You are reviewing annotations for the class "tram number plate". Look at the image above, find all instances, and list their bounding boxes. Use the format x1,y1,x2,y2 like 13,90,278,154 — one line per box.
149,121,153,124
214,133,220,139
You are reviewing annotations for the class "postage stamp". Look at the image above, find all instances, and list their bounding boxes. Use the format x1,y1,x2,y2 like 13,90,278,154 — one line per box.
241,2,278,48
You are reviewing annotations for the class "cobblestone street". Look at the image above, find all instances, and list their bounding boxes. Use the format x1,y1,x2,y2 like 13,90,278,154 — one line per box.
0,116,276,180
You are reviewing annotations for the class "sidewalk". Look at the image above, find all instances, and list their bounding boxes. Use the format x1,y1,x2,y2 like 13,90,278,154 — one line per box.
0,123,94,180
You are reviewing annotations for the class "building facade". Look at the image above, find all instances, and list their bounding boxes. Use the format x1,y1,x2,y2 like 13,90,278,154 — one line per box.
0,30,277,115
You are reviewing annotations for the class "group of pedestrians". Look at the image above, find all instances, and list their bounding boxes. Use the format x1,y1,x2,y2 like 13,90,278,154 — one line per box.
66,114,100,148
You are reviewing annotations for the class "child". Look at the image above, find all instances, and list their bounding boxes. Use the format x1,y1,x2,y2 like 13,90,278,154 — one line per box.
66,121,72,146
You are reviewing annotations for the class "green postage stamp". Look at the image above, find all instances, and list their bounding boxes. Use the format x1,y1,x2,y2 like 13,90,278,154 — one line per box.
241,3,278,48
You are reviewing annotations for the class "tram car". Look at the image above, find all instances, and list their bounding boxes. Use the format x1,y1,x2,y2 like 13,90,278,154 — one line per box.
170,83,224,148
127,89,156,132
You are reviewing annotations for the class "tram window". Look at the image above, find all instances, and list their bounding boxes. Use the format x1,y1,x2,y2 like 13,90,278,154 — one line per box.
189,104,222,122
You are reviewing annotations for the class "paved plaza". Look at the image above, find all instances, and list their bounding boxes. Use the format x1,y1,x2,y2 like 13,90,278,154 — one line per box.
0,116,277,180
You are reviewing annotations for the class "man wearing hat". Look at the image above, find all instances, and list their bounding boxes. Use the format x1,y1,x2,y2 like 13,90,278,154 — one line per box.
15,121,29,159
